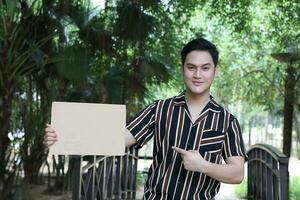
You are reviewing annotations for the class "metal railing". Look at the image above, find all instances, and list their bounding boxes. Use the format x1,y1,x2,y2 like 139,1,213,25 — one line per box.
247,143,289,200
72,148,139,200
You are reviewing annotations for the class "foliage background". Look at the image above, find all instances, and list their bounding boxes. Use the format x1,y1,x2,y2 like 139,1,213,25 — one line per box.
0,0,299,199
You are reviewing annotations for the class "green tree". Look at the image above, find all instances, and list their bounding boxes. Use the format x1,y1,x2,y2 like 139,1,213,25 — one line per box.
2,0,196,197
194,0,300,157
0,0,55,195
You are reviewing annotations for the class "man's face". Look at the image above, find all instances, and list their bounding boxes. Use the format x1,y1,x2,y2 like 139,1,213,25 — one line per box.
183,50,217,96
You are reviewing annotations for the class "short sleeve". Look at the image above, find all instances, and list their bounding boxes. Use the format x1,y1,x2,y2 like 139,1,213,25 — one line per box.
222,116,248,161
126,102,157,148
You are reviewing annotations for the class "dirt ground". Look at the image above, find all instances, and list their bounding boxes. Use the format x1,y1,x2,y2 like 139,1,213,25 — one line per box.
21,184,71,200
20,184,143,200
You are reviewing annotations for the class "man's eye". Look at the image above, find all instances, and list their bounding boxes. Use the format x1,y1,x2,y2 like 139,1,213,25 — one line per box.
187,66,195,70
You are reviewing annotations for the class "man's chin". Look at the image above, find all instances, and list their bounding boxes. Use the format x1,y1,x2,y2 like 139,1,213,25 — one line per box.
186,88,209,96
188,90,204,95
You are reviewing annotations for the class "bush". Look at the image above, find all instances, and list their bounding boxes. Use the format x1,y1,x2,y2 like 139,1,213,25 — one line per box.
234,178,247,198
234,176,300,200
297,148,300,160
136,171,146,186
290,176,300,200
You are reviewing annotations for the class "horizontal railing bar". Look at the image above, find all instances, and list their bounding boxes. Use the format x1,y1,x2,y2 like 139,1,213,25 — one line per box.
138,156,153,160
125,153,139,159
247,143,288,163
247,158,280,178
82,154,139,171
82,156,106,171
120,190,136,193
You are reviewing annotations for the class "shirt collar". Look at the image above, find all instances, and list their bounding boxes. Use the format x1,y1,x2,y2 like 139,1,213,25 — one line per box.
173,91,186,106
173,91,221,113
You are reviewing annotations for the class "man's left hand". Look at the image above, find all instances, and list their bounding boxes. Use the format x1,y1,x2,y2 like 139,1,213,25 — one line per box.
172,146,208,172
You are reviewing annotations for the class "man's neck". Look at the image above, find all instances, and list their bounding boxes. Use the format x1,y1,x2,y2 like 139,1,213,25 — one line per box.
185,90,210,108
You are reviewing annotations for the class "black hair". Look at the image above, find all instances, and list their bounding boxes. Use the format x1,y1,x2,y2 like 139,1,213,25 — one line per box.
180,38,219,66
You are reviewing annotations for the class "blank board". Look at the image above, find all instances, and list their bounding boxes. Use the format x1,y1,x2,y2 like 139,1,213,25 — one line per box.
49,102,125,156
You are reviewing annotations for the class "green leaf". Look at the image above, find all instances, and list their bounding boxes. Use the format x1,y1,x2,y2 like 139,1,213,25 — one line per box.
136,55,170,83
114,2,156,41
55,45,91,84
5,0,18,19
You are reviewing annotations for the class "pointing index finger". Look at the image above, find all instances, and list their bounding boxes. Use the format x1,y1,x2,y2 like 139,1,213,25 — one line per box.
172,146,188,155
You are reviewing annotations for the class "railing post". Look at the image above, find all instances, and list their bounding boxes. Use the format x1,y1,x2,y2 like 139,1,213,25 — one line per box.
279,157,289,200
72,156,82,200
247,144,289,200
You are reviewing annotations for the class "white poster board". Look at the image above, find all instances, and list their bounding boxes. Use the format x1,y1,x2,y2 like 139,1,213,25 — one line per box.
49,102,125,156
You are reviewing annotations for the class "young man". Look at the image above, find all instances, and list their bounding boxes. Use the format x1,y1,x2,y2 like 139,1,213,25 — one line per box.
45,38,247,200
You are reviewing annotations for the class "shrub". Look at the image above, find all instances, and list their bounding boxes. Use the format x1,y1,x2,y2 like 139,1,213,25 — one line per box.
296,148,300,160
234,176,300,200
290,176,300,200
234,178,247,198
136,171,146,186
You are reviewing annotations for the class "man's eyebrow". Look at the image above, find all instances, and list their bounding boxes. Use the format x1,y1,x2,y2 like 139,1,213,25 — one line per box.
202,63,212,67
186,63,197,66
186,62,212,67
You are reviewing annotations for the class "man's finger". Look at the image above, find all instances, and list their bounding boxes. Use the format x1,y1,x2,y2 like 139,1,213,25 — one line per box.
44,132,57,138
45,127,55,133
172,146,188,155
44,136,58,141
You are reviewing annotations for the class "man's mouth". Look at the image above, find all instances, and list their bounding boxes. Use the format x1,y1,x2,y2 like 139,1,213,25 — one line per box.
192,81,204,85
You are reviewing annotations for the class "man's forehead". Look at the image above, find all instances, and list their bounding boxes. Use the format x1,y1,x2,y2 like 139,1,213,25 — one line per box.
185,50,213,58
185,51,214,66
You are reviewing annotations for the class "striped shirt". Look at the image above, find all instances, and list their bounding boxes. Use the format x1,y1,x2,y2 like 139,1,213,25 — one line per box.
126,91,247,200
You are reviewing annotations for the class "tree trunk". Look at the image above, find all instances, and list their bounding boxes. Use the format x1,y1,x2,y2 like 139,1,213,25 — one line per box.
22,77,49,184
265,114,269,142
0,84,15,197
282,63,295,157
23,158,44,184
248,118,252,146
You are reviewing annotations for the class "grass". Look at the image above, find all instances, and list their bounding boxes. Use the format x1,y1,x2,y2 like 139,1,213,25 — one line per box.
234,176,300,200
136,171,146,186
234,178,247,198
290,176,300,200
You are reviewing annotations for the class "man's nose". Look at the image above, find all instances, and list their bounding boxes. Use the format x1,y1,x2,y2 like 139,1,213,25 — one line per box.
193,69,202,78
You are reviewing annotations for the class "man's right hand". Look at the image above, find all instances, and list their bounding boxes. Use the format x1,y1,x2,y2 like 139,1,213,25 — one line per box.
44,124,58,148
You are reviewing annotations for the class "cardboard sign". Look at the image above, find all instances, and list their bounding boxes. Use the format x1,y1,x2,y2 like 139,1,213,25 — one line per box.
49,102,125,156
